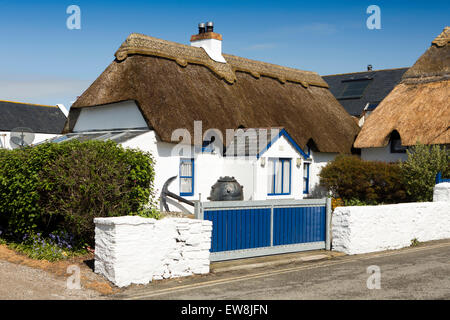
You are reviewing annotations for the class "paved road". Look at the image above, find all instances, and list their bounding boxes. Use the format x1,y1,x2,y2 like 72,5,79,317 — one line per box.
117,242,450,300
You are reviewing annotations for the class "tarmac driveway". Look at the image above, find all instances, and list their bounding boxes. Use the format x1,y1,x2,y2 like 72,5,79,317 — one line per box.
116,240,450,300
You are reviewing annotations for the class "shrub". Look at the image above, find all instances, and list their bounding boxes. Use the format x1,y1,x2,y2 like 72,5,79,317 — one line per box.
8,231,86,262
0,140,156,246
399,143,449,202
319,155,407,204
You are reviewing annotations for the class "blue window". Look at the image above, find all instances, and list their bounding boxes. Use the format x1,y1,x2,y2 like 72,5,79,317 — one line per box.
303,162,310,194
180,158,194,196
268,158,291,195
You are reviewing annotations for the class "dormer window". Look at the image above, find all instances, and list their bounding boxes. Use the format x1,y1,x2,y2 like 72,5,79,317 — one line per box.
390,131,407,153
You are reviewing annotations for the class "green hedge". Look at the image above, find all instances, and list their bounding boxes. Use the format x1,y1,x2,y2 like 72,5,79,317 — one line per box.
399,143,449,202
319,155,408,205
320,144,449,204
0,140,156,245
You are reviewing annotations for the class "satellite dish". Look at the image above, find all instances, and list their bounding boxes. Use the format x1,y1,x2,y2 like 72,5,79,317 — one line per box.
9,127,35,149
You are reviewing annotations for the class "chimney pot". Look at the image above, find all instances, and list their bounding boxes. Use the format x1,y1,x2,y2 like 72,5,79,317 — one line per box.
206,21,214,32
190,21,226,63
198,22,206,34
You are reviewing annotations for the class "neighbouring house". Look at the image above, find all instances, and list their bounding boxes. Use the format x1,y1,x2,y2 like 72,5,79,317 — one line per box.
323,66,408,127
354,27,449,162
59,23,360,211
0,100,67,149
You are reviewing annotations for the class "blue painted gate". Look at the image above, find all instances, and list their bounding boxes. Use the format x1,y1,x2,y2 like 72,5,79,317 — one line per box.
195,199,331,261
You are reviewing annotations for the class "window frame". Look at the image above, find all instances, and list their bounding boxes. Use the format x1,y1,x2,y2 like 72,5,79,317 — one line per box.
179,158,195,196
267,158,292,196
303,162,311,195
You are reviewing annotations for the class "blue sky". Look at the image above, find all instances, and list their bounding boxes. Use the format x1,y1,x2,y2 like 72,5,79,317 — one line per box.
0,0,448,109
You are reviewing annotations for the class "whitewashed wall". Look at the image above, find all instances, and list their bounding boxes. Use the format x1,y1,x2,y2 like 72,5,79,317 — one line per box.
94,216,212,288
332,184,450,255
122,131,334,212
433,182,450,202
73,101,149,132
308,151,336,196
360,143,408,162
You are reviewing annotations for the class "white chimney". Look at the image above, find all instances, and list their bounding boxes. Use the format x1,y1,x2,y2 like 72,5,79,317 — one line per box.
190,22,226,63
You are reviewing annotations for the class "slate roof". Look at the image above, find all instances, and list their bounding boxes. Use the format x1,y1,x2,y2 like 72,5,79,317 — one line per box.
322,68,409,117
0,100,67,134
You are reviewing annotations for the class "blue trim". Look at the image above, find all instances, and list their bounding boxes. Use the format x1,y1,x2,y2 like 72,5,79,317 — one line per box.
180,158,194,196
257,129,309,160
436,172,450,184
303,162,310,194
267,158,292,196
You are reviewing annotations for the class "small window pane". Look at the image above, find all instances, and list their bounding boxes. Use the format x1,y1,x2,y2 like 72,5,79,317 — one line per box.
267,160,274,194
180,178,192,193
275,160,283,194
283,160,290,193
180,162,192,176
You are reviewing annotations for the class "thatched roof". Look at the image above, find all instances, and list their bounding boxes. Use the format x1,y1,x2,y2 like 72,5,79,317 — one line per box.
354,27,450,148
66,33,360,153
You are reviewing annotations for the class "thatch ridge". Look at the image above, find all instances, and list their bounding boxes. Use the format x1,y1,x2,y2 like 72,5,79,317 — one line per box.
67,33,360,154
114,33,328,88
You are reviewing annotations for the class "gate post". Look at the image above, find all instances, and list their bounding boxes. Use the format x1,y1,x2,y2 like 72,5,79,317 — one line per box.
325,197,332,250
194,201,204,220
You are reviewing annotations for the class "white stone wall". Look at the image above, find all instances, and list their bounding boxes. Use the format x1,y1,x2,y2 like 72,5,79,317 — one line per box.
94,216,212,288
332,186,450,255
433,182,450,202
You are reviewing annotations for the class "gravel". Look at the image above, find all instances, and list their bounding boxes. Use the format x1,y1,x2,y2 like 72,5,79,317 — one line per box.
0,259,106,300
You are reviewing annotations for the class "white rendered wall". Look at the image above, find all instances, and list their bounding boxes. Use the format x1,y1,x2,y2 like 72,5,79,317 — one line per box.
308,151,336,196
360,143,408,162
94,216,212,288
332,184,450,255
121,131,231,212
122,131,334,210
434,182,450,202
73,101,149,132
0,132,60,149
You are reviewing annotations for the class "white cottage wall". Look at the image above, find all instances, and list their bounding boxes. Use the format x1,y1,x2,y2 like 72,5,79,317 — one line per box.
73,101,149,132
360,143,408,162
308,151,337,196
